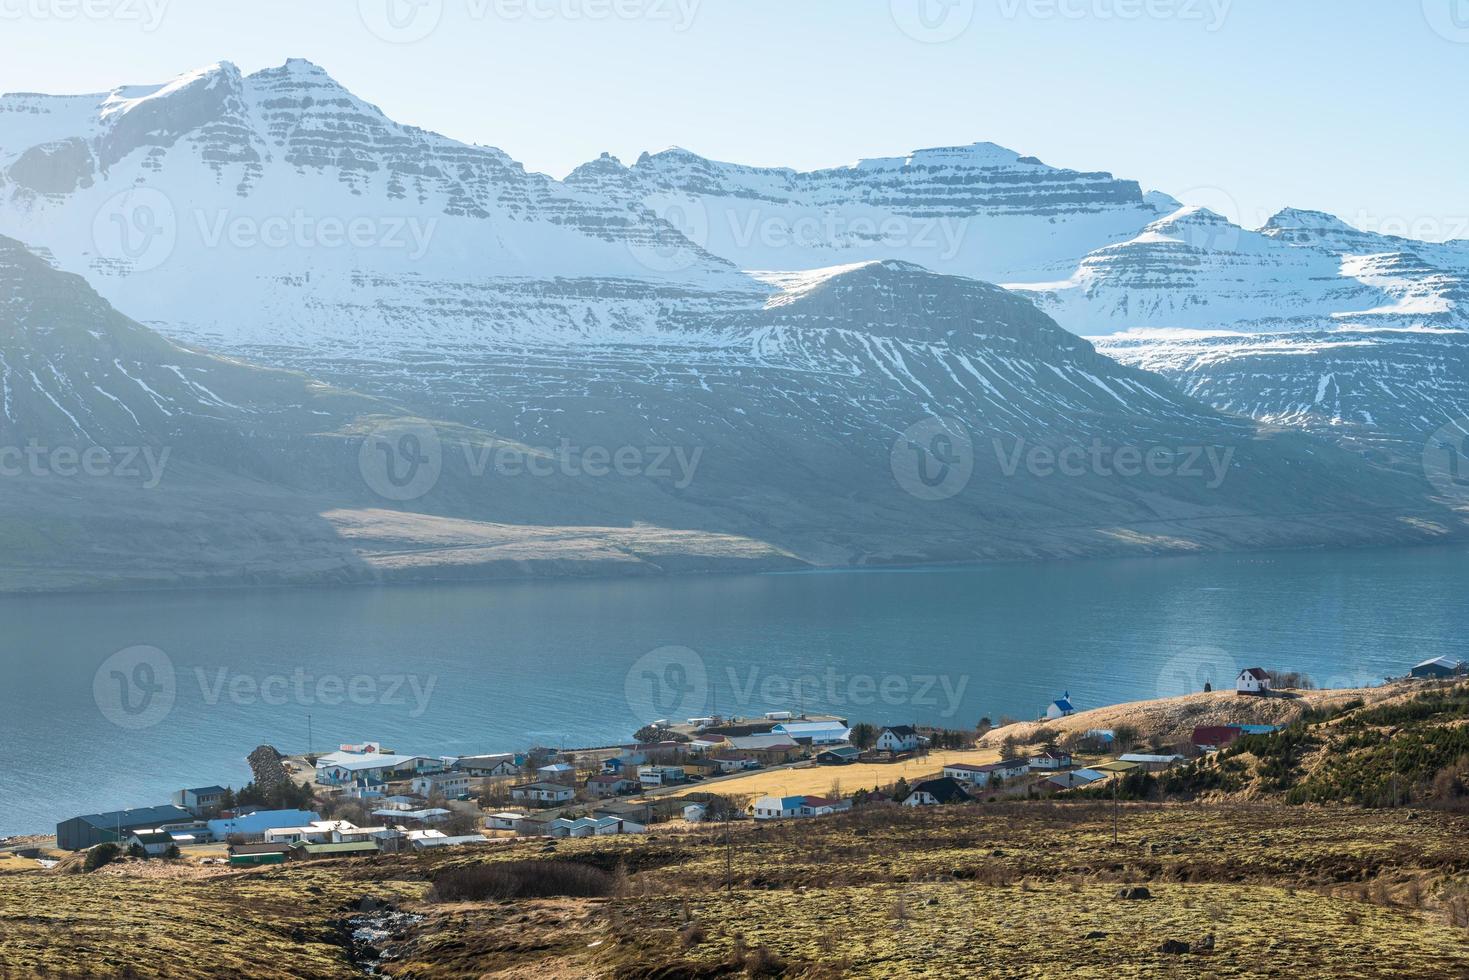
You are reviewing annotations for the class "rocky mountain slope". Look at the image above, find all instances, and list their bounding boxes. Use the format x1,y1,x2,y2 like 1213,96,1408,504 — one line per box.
0,235,794,591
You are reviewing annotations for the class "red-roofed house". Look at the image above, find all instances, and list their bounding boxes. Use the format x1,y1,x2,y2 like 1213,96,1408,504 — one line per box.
1192,725,1245,751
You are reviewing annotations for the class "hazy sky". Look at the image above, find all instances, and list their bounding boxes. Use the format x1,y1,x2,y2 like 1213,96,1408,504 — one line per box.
2,1,1466,239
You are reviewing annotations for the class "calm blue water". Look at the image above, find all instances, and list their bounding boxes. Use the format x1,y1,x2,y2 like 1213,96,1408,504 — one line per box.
3,545,1467,837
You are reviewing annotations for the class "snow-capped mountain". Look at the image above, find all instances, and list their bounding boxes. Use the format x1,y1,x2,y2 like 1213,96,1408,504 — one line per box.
0,59,748,355
1095,326,1469,460
567,142,1176,284
1,59,1466,591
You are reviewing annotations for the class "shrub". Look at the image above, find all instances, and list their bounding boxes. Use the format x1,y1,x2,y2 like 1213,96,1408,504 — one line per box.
84,842,121,872
428,860,616,902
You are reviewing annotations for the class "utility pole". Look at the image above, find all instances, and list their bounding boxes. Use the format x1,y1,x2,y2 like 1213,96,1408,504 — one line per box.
725,814,733,897
1113,774,1119,845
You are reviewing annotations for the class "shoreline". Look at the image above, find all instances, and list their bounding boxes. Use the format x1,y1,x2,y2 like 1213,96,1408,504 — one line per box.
1,533,1465,603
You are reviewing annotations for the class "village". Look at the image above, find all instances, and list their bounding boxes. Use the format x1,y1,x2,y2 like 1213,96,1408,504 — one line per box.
13,657,1464,871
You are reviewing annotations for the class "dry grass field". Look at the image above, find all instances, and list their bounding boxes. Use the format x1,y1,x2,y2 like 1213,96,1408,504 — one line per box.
4,802,1469,978
667,748,1002,804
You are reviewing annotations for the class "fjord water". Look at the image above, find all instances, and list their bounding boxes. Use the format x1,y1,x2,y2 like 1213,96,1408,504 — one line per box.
3,545,1467,837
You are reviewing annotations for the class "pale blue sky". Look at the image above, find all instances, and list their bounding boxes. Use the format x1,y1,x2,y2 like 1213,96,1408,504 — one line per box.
3,1,1466,238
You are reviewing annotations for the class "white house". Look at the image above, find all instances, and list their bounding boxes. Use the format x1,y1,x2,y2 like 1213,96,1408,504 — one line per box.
751,795,806,820
638,765,687,788
510,782,576,806
683,803,708,823
314,752,440,786
944,760,1029,789
412,772,471,799
875,726,920,753
1027,752,1073,771
1045,693,1076,720
772,720,852,746
537,763,577,782
486,812,529,831
1237,668,1272,695
265,820,385,845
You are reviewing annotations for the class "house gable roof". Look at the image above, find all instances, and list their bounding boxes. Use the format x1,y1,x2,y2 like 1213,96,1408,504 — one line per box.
1239,668,1271,681
908,777,970,804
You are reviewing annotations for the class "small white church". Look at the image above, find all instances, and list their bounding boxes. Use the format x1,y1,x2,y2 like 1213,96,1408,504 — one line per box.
1236,668,1272,695
1045,693,1076,720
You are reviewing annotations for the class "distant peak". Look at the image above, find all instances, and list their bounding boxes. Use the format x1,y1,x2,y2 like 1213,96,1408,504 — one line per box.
1262,207,1356,233
852,142,1029,172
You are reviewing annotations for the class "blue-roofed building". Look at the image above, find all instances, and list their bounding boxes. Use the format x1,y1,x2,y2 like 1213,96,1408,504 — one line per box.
751,795,807,819
1046,693,1076,720
205,809,322,842
56,804,195,851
